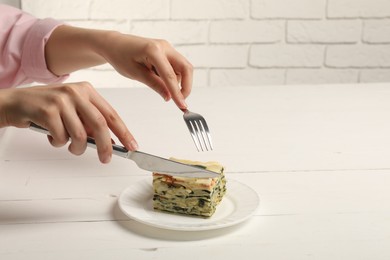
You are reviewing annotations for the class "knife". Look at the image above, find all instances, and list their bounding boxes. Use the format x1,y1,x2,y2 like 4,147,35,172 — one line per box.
29,123,219,178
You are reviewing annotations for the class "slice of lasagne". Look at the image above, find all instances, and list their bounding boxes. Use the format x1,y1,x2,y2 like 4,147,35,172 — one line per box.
152,158,226,217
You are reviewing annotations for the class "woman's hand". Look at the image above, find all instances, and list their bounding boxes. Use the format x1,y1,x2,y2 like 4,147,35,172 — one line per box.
0,82,137,163
45,26,193,109
101,34,193,109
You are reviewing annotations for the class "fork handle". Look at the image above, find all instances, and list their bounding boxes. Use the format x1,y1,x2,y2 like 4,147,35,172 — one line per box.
29,122,129,158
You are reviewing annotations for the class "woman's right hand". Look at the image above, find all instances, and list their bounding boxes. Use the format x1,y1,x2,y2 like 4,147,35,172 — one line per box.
0,82,137,163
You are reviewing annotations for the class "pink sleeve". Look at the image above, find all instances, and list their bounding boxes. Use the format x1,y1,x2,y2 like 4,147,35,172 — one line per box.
0,4,68,89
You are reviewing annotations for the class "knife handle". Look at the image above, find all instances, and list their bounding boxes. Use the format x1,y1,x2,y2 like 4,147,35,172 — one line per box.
29,122,130,158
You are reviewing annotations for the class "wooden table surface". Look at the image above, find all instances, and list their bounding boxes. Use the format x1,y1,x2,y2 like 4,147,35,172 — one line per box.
1,83,390,259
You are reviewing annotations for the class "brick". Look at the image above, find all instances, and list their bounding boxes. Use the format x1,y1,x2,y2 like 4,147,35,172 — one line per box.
250,45,324,68
326,45,390,68
131,21,208,45
363,20,390,43
210,21,283,43
252,0,326,19
360,69,390,83
171,0,249,20
22,0,90,19
328,0,390,18
288,20,361,43
176,45,248,68
286,69,358,84
210,69,284,86
90,0,169,20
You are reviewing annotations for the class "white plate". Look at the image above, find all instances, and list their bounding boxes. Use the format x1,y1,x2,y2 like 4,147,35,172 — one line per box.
118,178,260,231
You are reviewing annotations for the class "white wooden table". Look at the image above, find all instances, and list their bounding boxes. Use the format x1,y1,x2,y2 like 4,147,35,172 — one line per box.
1,83,390,259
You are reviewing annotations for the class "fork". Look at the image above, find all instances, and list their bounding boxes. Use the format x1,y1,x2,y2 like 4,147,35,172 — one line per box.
181,109,213,152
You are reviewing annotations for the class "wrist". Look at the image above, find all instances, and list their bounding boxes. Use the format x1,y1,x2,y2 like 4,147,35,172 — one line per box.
92,30,122,62
0,89,14,128
46,26,112,74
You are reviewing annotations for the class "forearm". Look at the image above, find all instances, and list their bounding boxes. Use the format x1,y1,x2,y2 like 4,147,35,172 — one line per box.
45,25,117,76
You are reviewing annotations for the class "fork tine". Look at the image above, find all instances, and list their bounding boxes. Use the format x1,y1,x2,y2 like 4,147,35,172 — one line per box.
199,119,213,150
186,121,201,151
193,120,206,151
182,109,213,152
197,120,208,151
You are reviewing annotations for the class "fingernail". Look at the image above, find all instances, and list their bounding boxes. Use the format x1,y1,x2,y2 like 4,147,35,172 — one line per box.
181,99,187,109
164,91,171,101
103,154,111,164
130,140,139,150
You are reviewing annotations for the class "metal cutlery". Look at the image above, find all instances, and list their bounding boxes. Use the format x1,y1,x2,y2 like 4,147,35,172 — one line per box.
182,109,213,152
29,122,218,178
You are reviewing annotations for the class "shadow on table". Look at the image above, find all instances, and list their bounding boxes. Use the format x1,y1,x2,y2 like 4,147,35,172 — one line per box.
111,202,250,241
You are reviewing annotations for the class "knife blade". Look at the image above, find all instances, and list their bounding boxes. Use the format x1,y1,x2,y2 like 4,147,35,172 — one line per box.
30,123,219,178
115,149,219,178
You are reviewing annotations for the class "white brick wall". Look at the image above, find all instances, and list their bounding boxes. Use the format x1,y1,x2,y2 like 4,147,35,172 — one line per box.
252,0,326,19
327,0,390,18
20,0,390,87
326,45,390,68
364,20,390,43
250,45,324,68
287,20,361,43
171,0,249,20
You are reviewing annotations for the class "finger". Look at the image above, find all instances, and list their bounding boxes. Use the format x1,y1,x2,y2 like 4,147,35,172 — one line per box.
75,100,113,164
37,115,69,148
151,65,181,100
46,129,68,148
149,54,187,109
61,108,88,156
151,64,181,85
176,73,182,86
168,51,193,99
133,64,171,101
87,89,139,152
